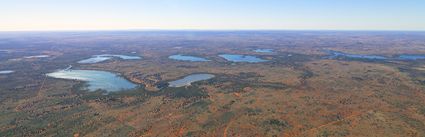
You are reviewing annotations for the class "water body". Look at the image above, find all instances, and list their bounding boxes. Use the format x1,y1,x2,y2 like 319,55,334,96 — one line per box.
78,56,111,64
0,70,14,74
47,69,137,92
24,55,50,59
169,54,210,62
78,54,141,64
219,54,268,63
168,74,215,87
325,50,425,61
325,50,387,60
398,55,425,60
254,49,273,53
109,54,141,60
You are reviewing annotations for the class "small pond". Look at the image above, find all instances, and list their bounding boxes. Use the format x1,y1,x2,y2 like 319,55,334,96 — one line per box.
254,49,273,53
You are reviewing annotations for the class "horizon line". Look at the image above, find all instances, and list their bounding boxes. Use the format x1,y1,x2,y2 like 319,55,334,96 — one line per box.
1,28,425,33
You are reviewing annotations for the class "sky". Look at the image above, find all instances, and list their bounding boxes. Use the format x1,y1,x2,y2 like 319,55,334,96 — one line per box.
0,0,424,31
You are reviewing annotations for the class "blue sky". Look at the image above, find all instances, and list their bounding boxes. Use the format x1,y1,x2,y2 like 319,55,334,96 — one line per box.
0,0,424,31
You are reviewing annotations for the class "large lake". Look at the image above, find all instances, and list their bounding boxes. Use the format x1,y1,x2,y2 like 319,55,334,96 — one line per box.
169,54,210,62
219,54,268,63
78,54,141,64
168,74,215,87
47,69,137,92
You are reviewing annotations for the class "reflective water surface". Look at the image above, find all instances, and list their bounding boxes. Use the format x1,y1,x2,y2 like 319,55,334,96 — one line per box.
0,70,14,74
398,55,425,60
78,54,141,64
47,69,137,92
169,54,210,62
219,54,268,63
24,55,50,59
168,74,215,87
325,50,387,60
254,49,273,53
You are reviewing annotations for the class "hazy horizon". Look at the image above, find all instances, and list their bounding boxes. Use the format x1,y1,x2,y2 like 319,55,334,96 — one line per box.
1,0,425,31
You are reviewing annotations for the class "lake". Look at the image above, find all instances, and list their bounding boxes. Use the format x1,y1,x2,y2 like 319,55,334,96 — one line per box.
78,54,141,64
219,54,268,63
325,50,425,61
254,49,273,53
398,55,425,60
47,69,137,92
168,74,215,87
169,54,210,62
24,55,50,59
0,70,14,74
325,50,387,60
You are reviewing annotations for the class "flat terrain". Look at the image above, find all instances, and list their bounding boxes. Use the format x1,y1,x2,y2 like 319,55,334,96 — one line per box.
1,31,425,137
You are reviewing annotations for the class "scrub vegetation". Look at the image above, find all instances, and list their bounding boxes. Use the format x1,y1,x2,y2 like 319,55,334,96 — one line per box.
1,31,425,136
